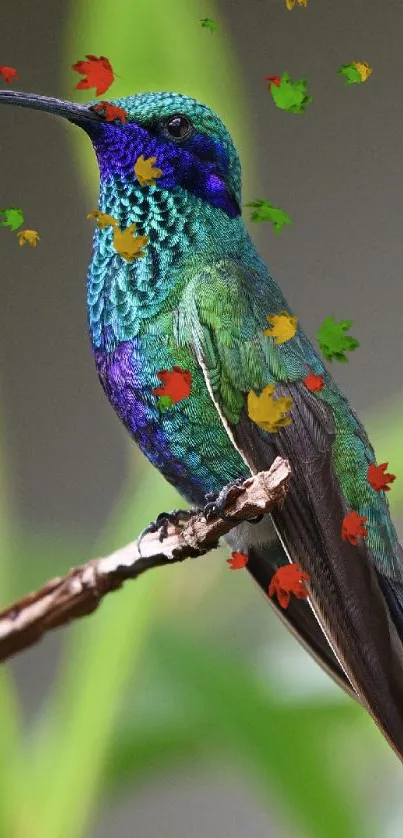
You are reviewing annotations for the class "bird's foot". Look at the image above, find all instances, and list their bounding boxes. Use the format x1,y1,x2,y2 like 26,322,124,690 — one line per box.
137,507,199,557
203,478,264,525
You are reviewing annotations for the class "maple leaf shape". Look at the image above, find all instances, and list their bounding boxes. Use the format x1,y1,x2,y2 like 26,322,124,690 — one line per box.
268,72,312,114
264,75,281,88
16,229,40,247
317,316,360,363
245,199,292,233
87,210,118,229
91,102,127,124
72,55,114,96
247,383,293,432
342,511,368,545
0,66,18,84
269,563,310,609
200,17,217,32
303,370,325,392
113,223,149,261
152,367,192,409
227,552,248,570
0,207,24,231
134,155,163,187
285,0,308,8
264,311,297,344
337,61,372,85
367,462,396,492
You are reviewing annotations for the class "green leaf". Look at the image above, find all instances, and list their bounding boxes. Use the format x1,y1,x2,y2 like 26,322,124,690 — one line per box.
0,207,24,232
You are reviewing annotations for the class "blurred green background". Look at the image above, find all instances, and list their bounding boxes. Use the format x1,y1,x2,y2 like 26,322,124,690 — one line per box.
1,0,403,836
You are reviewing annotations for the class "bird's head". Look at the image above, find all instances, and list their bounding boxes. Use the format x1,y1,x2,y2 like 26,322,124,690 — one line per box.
0,89,242,219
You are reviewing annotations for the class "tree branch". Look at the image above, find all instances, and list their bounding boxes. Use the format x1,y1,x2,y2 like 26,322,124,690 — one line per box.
0,458,291,663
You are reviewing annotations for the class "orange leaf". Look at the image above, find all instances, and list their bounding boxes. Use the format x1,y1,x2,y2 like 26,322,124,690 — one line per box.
367,462,396,492
72,54,114,96
92,102,127,123
303,371,325,392
227,551,248,570
341,511,368,545
152,367,192,404
0,66,18,84
268,563,310,609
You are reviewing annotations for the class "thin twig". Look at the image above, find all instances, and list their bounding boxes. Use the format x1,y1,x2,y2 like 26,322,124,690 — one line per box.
0,458,291,663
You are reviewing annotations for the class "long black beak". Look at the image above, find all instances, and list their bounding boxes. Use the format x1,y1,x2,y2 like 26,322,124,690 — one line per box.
0,90,102,129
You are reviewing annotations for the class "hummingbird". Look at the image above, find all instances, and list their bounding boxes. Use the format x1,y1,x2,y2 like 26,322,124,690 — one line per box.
1,87,403,760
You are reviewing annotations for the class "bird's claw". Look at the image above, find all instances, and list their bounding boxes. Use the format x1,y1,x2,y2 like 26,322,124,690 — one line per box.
203,478,264,525
137,507,199,557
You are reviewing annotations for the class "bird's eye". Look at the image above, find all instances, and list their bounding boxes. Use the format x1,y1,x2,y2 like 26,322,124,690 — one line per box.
162,114,194,142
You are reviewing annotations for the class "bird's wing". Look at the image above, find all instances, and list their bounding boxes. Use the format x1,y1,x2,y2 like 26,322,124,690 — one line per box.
176,258,403,759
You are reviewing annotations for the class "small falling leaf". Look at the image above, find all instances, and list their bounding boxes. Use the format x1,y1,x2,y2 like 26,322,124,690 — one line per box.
72,54,115,96
303,370,325,392
134,154,163,187
227,551,248,570
269,563,310,609
113,223,149,261
91,102,127,123
16,229,40,247
264,311,297,344
342,511,368,545
337,61,372,85
367,462,396,492
0,65,18,84
152,367,192,408
245,199,292,233
200,17,217,32
247,383,293,433
317,316,360,363
285,0,308,8
87,210,118,229
267,71,312,114
0,206,24,231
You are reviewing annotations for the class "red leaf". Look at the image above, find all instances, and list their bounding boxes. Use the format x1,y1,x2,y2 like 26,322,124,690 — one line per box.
227,551,248,570
264,75,281,88
303,370,325,392
92,102,127,123
367,462,396,492
152,367,192,404
341,511,368,545
0,66,18,84
268,563,310,609
72,55,114,96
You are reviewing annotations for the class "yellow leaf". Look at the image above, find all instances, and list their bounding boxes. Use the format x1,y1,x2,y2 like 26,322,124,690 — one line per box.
134,154,163,187
113,223,149,261
285,0,296,8
264,311,298,344
352,61,372,82
16,229,40,247
247,384,293,432
297,0,308,6
87,210,118,229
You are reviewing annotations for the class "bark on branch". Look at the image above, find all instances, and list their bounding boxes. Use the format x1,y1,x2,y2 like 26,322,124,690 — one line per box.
0,458,291,663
